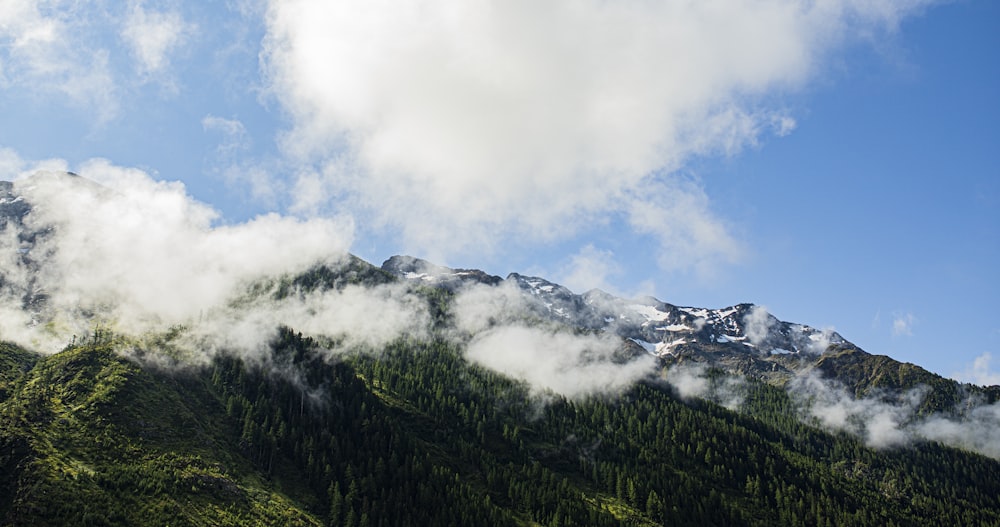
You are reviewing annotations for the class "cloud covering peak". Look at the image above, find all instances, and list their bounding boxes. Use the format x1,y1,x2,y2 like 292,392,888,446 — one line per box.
0,164,354,350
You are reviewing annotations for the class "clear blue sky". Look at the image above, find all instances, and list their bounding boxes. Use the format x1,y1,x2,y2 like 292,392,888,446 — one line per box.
1,0,996,382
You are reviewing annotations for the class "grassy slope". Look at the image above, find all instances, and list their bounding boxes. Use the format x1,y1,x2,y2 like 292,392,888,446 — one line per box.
0,344,320,527
1,340,999,527
814,348,995,413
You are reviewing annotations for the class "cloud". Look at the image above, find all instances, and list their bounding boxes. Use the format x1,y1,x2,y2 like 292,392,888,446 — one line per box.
556,245,621,295
791,371,917,448
450,281,656,398
202,115,250,156
202,115,281,203
0,161,356,352
465,324,655,399
805,327,839,354
954,353,1000,387
914,403,1000,460
3,164,656,397
451,281,535,336
176,281,432,365
662,362,745,410
261,0,933,268
0,1,119,120
0,1,201,122
121,3,192,83
789,370,1000,459
744,305,776,347
0,148,69,180
891,312,916,337
626,179,743,275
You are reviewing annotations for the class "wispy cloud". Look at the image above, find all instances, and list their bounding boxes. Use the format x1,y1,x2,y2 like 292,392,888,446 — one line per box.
0,148,69,179
465,324,655,399
0,1,198,123
556,245,622,296
892,312,916,337
0,0,119,121
120,2,193,86
790,370,1000,459
662,362,745,410
743,305,776,347
202,115,281,204
954,352,1000,387
450,281,656,398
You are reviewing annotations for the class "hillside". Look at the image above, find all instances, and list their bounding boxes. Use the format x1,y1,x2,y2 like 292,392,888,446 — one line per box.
2,334,1000,526
2,174,1000,525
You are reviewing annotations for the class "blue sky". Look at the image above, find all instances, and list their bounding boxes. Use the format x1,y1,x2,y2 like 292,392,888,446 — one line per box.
0,0,997,382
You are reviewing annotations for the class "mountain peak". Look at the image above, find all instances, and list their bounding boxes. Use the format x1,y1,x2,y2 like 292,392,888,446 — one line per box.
381,255,502,290
382,256,855,382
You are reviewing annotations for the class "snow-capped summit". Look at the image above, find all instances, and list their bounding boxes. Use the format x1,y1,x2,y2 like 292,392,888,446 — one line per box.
386,255,852,381
381,255,502,291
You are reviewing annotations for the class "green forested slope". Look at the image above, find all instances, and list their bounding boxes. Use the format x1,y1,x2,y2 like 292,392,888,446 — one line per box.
814,347,999,413
1,333,998,527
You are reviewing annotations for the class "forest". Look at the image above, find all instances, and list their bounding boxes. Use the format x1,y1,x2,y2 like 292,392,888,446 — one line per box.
1,328,998,526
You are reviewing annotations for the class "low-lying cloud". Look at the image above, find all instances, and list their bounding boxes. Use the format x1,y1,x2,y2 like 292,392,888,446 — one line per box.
1,167,656,399
790,371,1000,459
17,163,350,335
465,324,655,399
744,305,777,347
451,282,657,398
0,164,438,360
662,362,745,410
174,281,432,366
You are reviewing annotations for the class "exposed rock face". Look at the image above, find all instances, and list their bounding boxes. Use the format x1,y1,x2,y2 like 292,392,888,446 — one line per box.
383,253,855,384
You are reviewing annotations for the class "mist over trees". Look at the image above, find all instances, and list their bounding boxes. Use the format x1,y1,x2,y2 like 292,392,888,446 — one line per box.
1,331,998,526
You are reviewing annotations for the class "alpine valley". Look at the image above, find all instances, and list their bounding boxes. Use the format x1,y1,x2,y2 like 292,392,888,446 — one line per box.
1,173,998,526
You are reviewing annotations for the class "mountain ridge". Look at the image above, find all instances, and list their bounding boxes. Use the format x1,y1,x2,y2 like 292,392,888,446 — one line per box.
1,174,995,403
2,326,999,526
379,255,980,394
2,175,1000,524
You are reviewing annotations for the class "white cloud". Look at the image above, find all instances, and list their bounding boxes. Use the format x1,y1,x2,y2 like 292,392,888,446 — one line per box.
954,353,1000,387
627,179,744,275
789,370,1000,459
121,3,192,82
0,147,69,180
0,161,355,351
261,0,933,269
202,114,247,142
791,372,921,448
914,402,1000,460
179,281,431,364
557,245,621,295
892,312,916,337
449,280,656,398
0,0,119,120
661,362,745,410
465,324,655,399
451,281,536,337
0,1,199,122
664,363,711,401
743,305,776,347
202,115,281,203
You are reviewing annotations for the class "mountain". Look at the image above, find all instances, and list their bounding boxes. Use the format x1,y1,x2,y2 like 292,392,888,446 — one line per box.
2,174,1000,525
3,333,1000,526
382,256,847,357
380,256,998,406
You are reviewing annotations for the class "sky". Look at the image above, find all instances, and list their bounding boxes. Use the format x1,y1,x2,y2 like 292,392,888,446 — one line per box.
0,0,997,383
